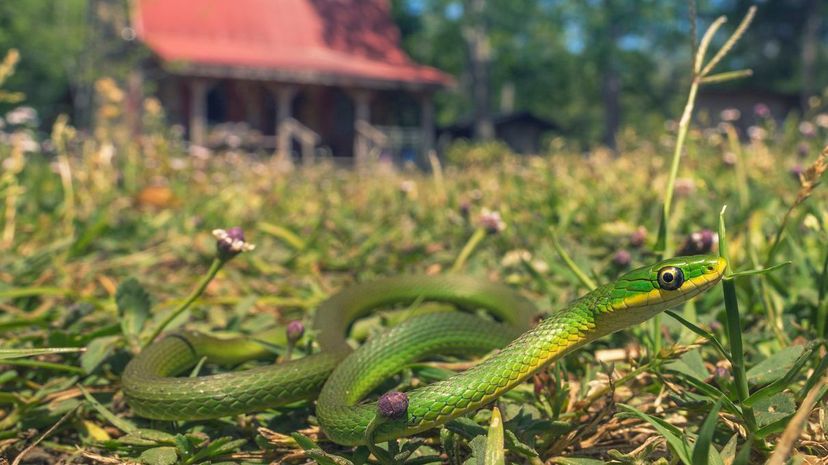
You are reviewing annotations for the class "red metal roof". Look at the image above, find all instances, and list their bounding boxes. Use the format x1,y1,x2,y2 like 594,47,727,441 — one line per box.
134,0,452,88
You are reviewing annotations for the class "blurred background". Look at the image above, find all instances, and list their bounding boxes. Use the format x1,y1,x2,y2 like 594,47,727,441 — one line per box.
0,0,826,164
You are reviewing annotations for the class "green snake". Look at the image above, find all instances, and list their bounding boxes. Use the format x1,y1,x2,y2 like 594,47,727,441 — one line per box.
122,255,726,446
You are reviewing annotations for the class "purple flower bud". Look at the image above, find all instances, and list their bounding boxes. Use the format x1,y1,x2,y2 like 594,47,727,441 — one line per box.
213,227,255,260
753,103,771,119
478,209,506,235
286,320,305,344
798,143,810,159
377,391,409,419
678,229,719,255
629,227,647,248
790,164,804,181
613,249,631,267
722,151,737,167
459,200,471,219
799,122,816,138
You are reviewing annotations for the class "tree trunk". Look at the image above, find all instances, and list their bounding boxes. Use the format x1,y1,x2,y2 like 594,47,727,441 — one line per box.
800,0,821,110
601,0,621,151
464,0,494,140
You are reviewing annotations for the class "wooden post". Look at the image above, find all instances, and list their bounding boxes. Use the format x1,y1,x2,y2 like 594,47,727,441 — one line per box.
352,90,372,167
273,85,298,159
419,92,435,165
189,79,210,146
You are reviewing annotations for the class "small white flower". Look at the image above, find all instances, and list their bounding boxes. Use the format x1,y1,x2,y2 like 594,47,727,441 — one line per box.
720,108,741,122
747,126,767,141
799,121,816,138
5,106,38,126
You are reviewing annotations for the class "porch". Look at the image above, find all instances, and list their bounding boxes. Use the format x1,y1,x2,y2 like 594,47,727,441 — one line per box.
162,77,436,166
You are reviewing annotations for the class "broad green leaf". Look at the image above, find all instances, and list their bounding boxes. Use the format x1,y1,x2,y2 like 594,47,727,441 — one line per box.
665,348,709,380
744,343,816,407
116,277,151,340
746,345,804,386
464,435,488,465
752,391,796,428
485,407,505,465
136,428,176,443
139,447,177,465
80,336,118,373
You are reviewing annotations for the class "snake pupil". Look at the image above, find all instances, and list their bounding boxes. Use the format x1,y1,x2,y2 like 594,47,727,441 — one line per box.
657,266,684,290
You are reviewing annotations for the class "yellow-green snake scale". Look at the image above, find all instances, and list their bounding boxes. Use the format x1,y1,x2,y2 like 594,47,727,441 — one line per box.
122,255,726,445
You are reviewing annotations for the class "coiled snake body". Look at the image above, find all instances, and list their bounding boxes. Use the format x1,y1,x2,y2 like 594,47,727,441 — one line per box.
123,255,726,445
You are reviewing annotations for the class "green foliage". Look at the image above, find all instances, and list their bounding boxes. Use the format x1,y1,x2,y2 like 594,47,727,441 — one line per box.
444,139,515,166
116,277,151,344
2,61,828,464
0,0,86,122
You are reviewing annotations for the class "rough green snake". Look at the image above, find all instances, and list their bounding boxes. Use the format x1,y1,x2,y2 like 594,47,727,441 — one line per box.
123,255,726,445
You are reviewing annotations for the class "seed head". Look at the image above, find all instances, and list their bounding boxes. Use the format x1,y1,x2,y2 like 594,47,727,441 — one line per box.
613,249,631,268
286,320,305,344
377,391,409,419
799,121,817,138
720,108,740,122
213,227,255,260
629,226,647,248
678,229,718,255
478,208,506,234
753,103,771,119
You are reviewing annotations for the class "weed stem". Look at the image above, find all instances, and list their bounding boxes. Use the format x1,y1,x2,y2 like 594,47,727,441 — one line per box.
144,257,225,346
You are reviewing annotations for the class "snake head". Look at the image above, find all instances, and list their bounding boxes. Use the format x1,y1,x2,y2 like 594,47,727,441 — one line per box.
602,255,727,330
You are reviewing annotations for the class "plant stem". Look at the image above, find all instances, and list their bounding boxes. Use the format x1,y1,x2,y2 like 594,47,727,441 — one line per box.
451,227,487,273
548,227,596,291
817,247,828,337
144,257,225,346
719,206,757,432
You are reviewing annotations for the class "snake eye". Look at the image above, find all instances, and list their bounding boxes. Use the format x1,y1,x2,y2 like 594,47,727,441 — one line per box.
657,266,684,291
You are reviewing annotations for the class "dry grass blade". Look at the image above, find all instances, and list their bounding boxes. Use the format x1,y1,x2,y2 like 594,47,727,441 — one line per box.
766,376,828,465
11,404,79,465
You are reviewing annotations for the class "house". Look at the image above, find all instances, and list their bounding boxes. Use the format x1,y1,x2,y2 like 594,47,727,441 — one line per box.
438,111,558,154
696,88,800,132
133,0,452,165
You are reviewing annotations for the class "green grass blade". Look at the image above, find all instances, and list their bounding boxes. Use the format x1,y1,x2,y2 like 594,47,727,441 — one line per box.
691,399,723,465
0,347,84,360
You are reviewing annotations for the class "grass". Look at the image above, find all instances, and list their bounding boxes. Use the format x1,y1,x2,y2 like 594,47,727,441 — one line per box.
2,7,828,465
